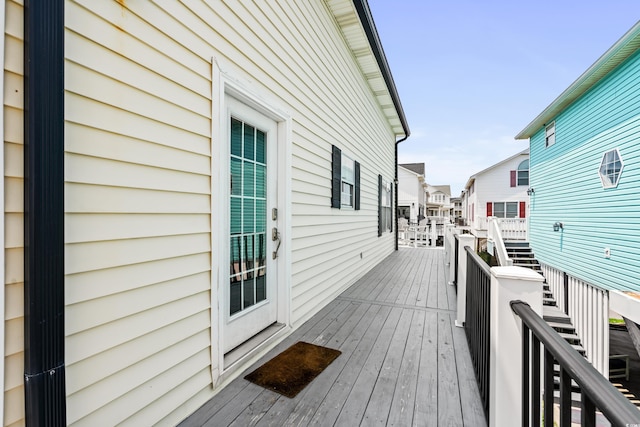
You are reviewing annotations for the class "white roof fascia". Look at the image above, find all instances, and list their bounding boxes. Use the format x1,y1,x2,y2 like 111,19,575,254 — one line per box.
516,21,640,140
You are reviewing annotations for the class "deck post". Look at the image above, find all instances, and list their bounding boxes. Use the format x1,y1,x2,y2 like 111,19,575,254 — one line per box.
444,224,456,274
489,266,544,427
455,233,476,327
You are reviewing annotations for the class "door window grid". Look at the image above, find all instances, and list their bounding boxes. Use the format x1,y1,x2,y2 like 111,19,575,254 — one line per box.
230,117,267,316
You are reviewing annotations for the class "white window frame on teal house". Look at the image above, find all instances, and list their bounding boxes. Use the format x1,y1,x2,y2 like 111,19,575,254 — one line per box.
341,152,355,208
545,122,556,147
599,148,623,188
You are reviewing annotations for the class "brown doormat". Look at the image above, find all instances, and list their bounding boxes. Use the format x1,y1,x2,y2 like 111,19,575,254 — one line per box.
244,341,341,398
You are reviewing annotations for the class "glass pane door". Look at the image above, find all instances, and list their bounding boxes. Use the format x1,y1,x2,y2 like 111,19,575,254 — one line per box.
229,117,268,316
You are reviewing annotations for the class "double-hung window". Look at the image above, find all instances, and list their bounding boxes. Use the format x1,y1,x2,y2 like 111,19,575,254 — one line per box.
517,159,529,186
331,145,360,209
341,154,355,207
487,201,525,218
378,175,392,236
545,122,555,147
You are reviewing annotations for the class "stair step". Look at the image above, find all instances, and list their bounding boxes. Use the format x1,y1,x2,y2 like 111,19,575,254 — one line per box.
571,344,586,355
507,251,535,259
504,241,530,247
546,321,576,332
543,305,570,320
557,332,581,342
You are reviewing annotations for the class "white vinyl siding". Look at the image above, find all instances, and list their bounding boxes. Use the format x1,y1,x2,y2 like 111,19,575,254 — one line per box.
4,1,24,425
65,1,212,425
2,1,399,425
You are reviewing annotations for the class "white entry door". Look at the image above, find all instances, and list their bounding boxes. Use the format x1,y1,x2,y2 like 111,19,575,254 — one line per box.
223,96,279,353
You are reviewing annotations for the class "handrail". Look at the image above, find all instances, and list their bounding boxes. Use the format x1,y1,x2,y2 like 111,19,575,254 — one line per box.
465,245,491,277
488,217,512,266
511,300,640,426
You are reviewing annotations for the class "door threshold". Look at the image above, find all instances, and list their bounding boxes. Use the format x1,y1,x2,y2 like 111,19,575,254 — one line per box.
224,322,286,369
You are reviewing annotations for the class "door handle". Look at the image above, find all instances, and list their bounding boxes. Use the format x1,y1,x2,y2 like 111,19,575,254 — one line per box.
272,227,281,259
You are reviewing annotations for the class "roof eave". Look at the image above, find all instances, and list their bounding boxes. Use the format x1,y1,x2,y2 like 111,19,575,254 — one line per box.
326,0,410,140
515,21,640,140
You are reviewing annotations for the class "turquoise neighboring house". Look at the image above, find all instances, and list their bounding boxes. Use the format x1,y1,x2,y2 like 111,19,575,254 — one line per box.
516,21,640,295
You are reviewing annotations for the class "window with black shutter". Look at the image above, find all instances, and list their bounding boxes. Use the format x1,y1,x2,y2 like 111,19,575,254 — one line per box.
331,145,360,210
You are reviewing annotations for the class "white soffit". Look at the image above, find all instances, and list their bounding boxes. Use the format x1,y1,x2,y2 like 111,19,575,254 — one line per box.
326,0,406,136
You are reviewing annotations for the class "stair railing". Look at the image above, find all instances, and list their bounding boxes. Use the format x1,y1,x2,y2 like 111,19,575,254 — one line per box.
512,300,639,427
488,217,512,266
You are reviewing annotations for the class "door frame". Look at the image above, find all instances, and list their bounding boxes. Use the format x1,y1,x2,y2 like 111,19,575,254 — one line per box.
211,57,292,384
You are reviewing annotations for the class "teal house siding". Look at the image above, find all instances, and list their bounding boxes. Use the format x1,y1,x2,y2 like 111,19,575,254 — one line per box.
518,23,640,293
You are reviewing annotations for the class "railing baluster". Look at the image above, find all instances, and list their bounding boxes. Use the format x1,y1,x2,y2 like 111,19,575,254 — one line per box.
522,325,530,427
532,335,541,427
511,301,640,427
544,349,554,427
582,393,596,427
560,367,571,427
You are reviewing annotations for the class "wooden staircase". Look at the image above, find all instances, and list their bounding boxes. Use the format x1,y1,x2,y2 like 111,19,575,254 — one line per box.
504,241,586,402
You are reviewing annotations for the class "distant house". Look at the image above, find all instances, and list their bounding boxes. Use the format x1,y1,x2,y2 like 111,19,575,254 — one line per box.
451,195,463,223
425,184,453,219
4,1,408,425
515,21,640,324
397,164,427,222
462,149,530,237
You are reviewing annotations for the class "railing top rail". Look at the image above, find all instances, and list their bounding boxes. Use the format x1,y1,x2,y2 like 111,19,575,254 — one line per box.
465,245,492,277
510,300,640,425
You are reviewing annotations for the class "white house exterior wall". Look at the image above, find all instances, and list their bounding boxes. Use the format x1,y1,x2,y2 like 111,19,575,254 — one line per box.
4,1,400,426
466,152,529,226
397,166,424,221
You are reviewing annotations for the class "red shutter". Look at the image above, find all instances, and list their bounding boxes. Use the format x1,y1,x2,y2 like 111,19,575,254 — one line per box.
486,202,492,217
510,170,516,187
519,201,526,218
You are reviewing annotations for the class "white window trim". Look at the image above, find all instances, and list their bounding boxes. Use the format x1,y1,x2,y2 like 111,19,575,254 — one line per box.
341,152,355,209
545,122,556,147
517,159,529,186
599,148,623,189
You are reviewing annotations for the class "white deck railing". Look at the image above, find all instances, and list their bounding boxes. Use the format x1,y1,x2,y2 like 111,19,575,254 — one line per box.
487,218,512,267
497,218,527,240
473,216,528,241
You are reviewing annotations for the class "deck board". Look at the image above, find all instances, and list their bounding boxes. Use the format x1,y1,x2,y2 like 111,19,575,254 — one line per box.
179,248,487,427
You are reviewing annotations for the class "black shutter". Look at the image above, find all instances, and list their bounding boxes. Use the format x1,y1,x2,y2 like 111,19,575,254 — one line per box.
354,161,361,210
388,185,393,231
331,145,341,208
378,174,382,237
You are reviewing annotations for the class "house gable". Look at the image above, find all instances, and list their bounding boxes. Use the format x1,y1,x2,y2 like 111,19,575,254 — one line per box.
521,27,640,294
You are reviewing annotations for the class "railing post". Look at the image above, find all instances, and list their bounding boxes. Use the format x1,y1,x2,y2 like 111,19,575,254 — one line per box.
445,225,456,281
489,266,544,427
455,234,476,327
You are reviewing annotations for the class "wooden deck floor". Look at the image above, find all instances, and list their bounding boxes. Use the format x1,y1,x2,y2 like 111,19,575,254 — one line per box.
180,248,486,426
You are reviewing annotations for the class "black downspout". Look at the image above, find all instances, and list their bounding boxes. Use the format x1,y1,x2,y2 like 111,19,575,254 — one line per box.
24,1,66,426
394,135,408,251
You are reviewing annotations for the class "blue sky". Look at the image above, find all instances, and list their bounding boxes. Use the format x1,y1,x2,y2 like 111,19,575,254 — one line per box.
367,1,640,195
